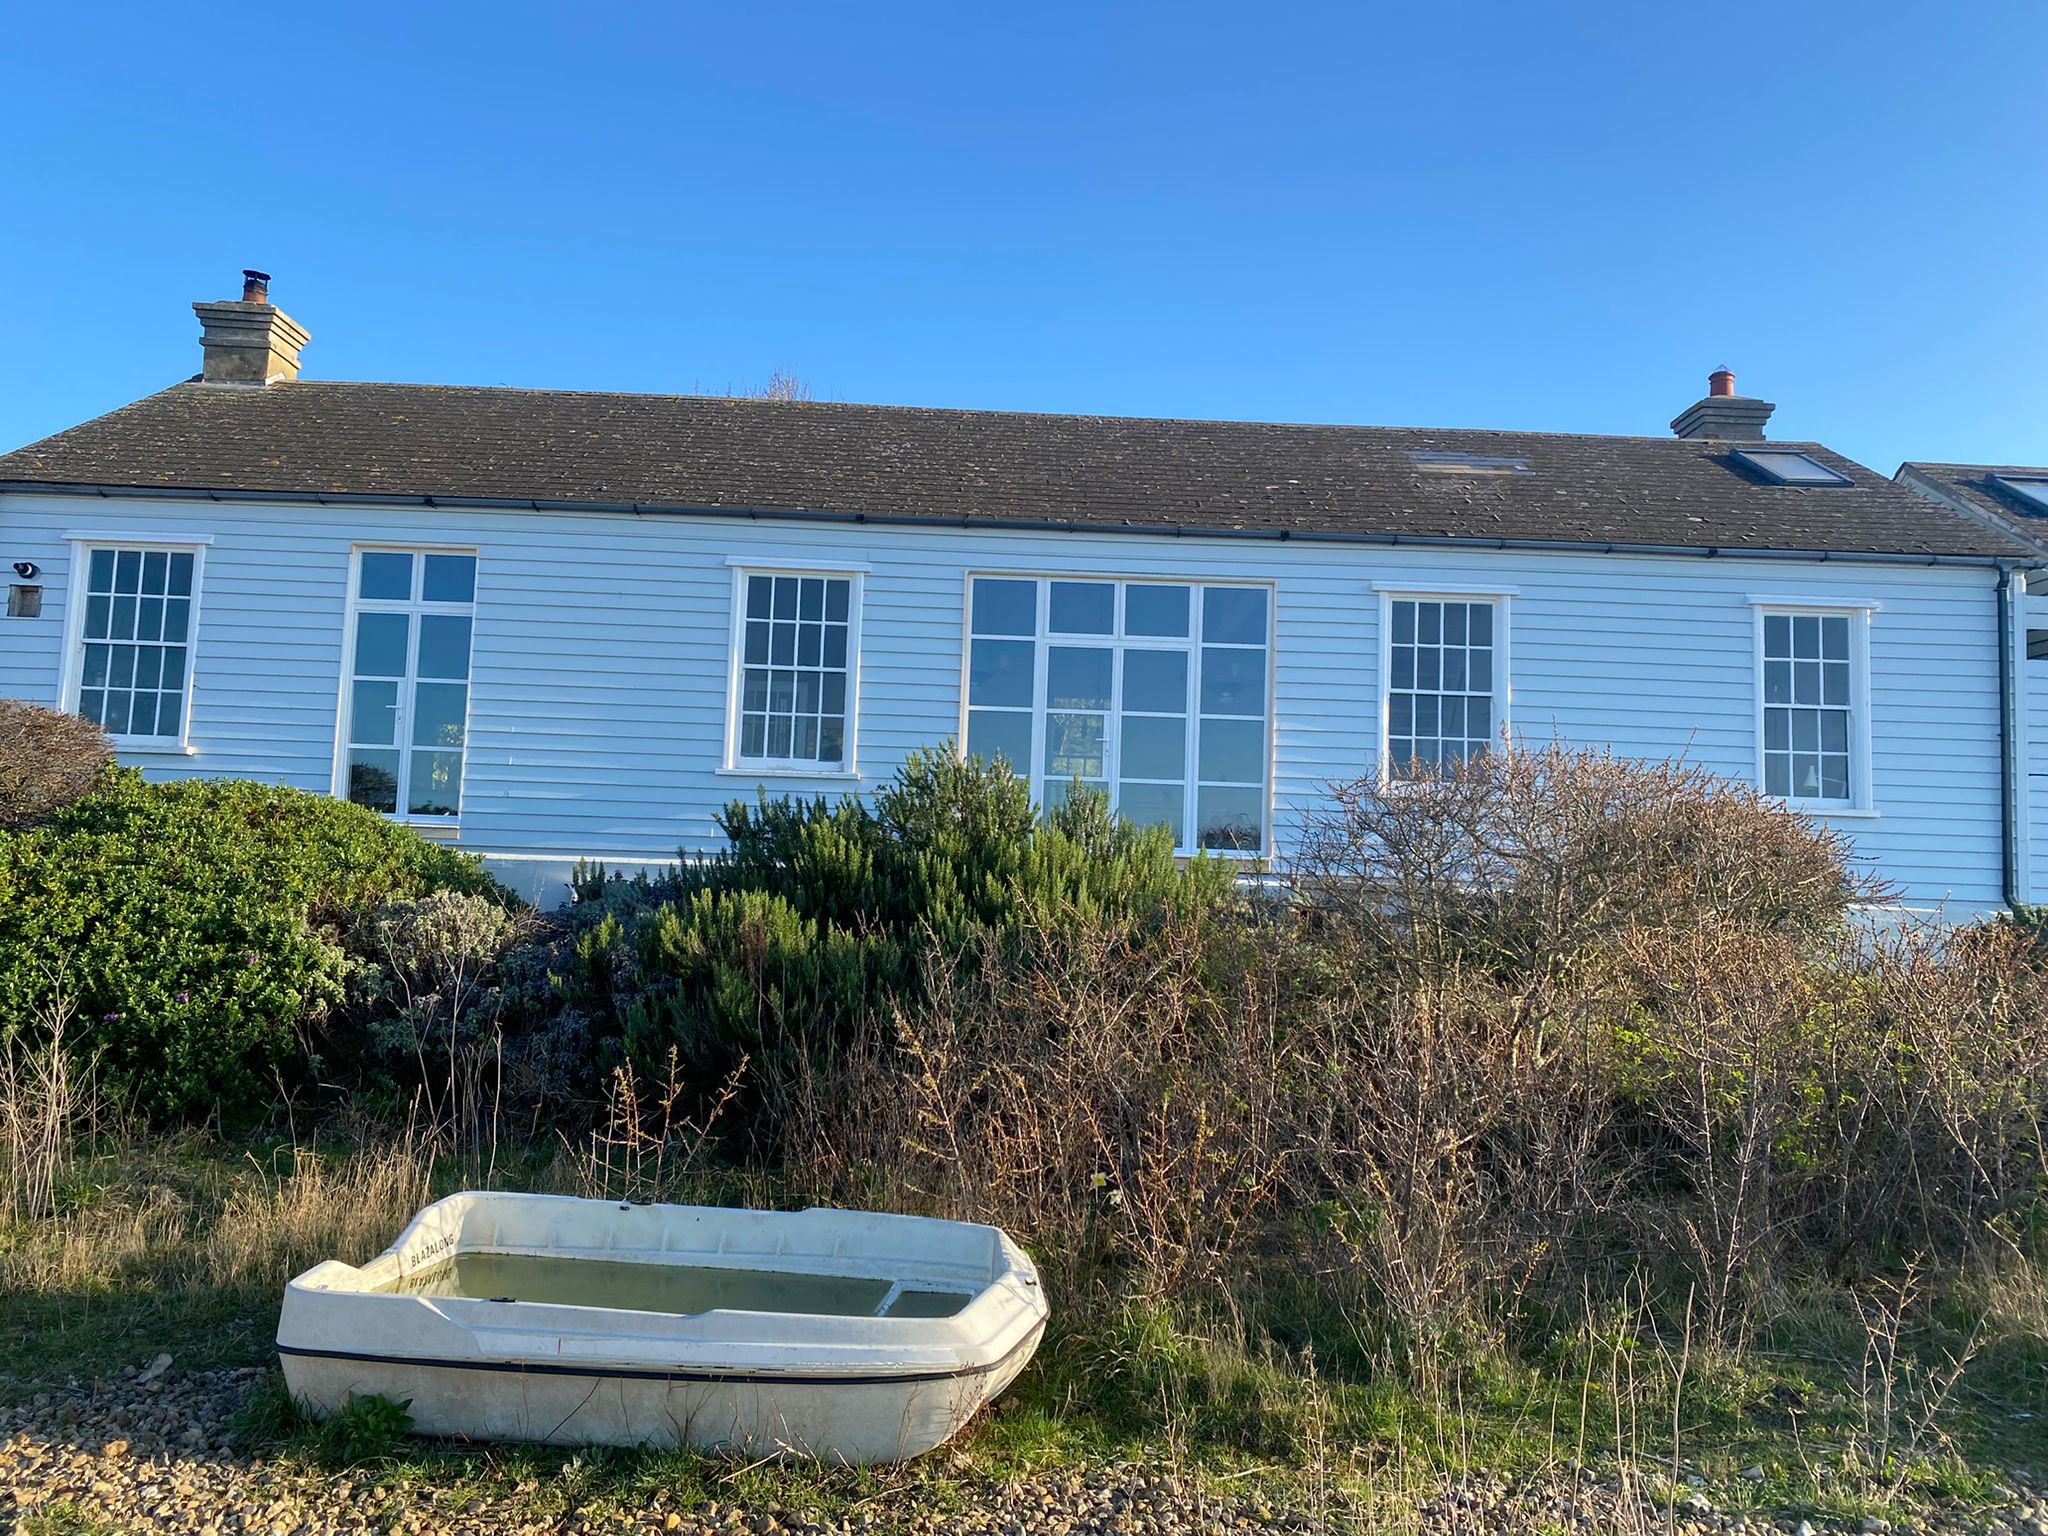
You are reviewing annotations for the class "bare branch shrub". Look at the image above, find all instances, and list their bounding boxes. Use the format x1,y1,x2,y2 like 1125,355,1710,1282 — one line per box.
1280,965,1614,1373
1612,922,1818,1338
1292,740,1871,987
0,701,111,831
1843,1263,1984,1496
753,369,814,403
793,903,1288,1297
1861,921,2048,1254
571,1047,746,1205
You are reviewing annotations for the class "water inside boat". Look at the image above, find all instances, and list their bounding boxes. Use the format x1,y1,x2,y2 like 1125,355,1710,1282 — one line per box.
385,1252,972,1319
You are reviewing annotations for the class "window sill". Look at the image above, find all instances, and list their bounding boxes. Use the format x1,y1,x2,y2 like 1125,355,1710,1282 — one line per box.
1774,800,1881,820
716,765,863,781
110,737,196,756
374,814,462,839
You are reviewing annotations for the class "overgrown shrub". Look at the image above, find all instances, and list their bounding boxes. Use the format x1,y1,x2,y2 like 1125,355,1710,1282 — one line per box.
1279,747,2048,1349
576,750,1236,1139
0,770,504,1120
792,903,1283,1297
0,701,111,831
335,890,546,1148
1291,742,1867,986
796,743,2048,1371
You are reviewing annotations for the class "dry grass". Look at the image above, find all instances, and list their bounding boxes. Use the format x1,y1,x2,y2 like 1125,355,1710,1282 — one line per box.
1,996,107,1223
204,1135,437,1291
0,1134,435,1302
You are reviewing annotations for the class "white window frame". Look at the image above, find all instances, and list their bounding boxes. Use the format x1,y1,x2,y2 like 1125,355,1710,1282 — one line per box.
1376,588,1513,784
722,565,865,778
954,571,1276,858
1750,598,1877,816
331,543,480,825
57,534,210,753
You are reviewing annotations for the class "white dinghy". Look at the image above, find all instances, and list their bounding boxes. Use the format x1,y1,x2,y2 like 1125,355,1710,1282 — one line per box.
277,1192,1048,1464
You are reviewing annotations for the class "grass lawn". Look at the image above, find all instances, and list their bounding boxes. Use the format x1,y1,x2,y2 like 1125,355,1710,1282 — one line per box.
4,1134,2042,1530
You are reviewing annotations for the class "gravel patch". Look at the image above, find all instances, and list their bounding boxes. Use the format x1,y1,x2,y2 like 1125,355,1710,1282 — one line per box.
4,1363,2042,1535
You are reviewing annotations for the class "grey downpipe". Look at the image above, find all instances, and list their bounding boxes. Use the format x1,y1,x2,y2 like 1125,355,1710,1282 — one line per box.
2000,569,2021,911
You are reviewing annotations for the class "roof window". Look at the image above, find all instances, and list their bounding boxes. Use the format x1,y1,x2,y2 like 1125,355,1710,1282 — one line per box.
1732,449,1853,487
1408,450,1529,475
1991,475,2048,515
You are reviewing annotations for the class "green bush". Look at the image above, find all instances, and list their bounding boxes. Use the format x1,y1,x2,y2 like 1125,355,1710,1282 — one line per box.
0,769,504,1120
579,750,1238,1136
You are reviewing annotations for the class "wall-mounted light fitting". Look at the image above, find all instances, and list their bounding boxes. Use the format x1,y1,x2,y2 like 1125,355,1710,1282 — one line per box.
11,561,38,580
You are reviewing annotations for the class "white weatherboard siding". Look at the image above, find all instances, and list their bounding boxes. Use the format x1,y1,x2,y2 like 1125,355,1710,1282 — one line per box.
0,490,2012,913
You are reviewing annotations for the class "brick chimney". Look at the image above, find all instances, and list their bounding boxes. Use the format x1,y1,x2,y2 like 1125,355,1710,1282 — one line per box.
192,269,308,385
1670,367,1774,440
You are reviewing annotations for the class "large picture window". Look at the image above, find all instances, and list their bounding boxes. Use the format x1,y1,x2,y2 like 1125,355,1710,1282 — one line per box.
1383,595,1505,777
1758,606,1865,807
340,549,477,819
963,576,1271,853
728,570,859,772
68,544,203,746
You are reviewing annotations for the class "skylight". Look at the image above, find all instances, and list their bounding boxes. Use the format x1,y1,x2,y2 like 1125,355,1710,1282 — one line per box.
1991,476,2048,515
1409,450,1529,475
1732,449,1853,487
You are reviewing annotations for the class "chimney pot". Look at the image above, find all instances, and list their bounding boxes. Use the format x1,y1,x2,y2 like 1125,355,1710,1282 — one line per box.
1671,366,1775,441
193,271,308,385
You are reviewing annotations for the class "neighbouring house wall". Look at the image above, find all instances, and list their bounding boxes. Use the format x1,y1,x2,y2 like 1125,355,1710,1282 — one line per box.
0,490,2012,914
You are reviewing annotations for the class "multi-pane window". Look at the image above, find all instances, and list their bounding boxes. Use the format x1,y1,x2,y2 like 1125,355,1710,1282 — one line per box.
74,546,199,742
342,550,477,819
964,576,1271,853
732,572,856,770
1761,610,1854,803
1386,597,1499,776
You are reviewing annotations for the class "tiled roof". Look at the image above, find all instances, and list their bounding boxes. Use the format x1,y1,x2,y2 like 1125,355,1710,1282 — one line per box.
0,379,2028,559
1896,462,2048,557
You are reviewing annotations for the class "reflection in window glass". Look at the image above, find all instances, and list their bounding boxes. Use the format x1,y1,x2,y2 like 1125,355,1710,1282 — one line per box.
74,546,199,741
970,578,1036,636
1761,610,1854,803
1125,584,1190,638
345,551,477,818
358,552,414,601
964,576,1269,852
1049,581,1114,634
1387,598,1498,778
734,573,855,768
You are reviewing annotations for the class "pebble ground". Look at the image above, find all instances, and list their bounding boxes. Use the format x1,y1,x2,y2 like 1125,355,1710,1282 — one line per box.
4,1363,2044,1535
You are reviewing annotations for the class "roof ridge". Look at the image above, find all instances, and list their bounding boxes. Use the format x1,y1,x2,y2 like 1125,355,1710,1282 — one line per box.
1902,460,2048,475
208,378,1834,453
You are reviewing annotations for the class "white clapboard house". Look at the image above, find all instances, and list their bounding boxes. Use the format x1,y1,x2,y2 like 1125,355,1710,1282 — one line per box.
1,273,2040,912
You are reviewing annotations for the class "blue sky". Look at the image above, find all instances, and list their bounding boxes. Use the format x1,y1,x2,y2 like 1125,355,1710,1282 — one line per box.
4,3,2045,472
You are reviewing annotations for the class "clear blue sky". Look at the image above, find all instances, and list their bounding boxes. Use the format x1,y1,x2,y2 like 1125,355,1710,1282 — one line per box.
5,3,2045,473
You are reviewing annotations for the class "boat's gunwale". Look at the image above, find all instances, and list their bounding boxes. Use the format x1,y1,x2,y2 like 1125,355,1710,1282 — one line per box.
359,1247,982,1324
